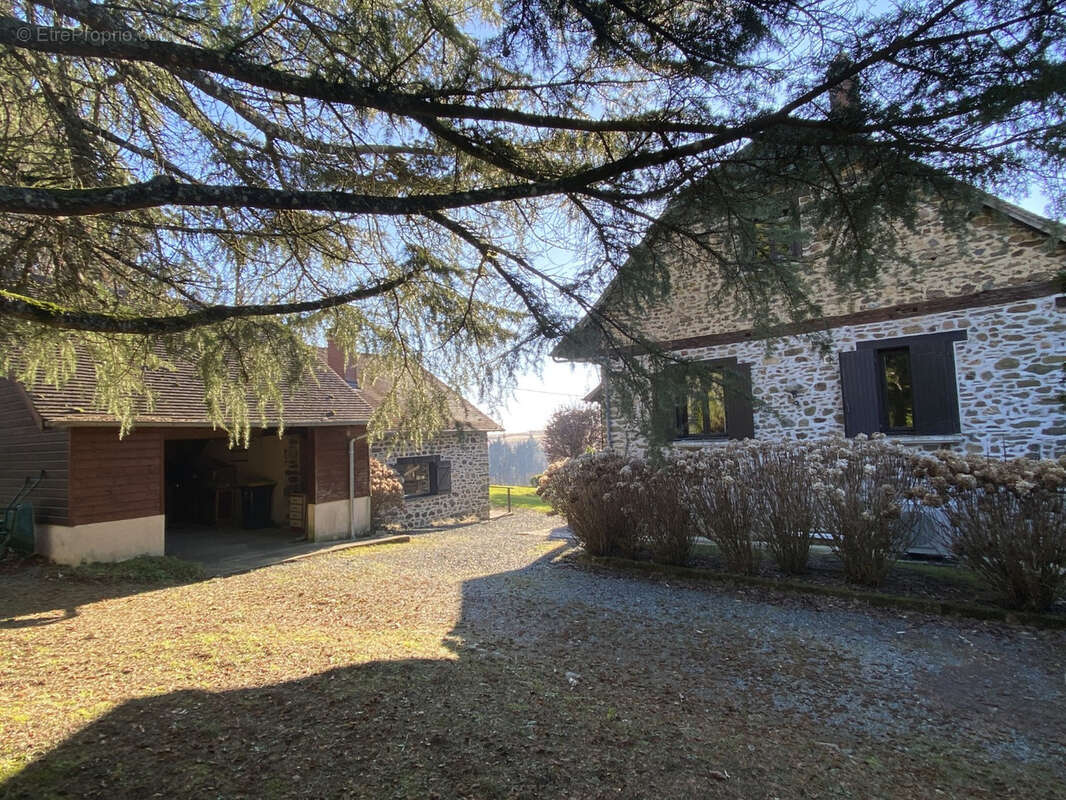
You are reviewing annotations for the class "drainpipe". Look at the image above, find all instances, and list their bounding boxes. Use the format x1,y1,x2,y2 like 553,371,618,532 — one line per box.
601,364,614,451
348,436,355,539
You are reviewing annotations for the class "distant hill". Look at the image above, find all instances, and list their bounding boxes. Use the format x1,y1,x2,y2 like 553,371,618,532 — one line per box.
488,431,547,486
490,430,545,445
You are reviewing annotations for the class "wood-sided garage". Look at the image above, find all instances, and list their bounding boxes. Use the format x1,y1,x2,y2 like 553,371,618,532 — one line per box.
0,357,371,565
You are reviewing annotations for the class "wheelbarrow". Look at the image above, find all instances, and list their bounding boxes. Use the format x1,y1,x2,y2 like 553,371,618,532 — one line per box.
0,470,44,557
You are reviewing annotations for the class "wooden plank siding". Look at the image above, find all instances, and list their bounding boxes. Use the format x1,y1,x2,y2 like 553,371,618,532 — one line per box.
309,426,369,504
0,379,70,525
68,428,164,526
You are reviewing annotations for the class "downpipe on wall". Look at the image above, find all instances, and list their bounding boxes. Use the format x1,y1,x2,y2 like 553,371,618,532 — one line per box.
348,436,355,539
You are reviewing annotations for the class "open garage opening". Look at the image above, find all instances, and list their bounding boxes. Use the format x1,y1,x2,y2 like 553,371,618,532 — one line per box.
163,431,308,564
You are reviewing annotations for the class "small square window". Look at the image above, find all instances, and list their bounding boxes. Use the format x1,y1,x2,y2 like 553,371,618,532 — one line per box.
400,462,431,497
734,202,803,265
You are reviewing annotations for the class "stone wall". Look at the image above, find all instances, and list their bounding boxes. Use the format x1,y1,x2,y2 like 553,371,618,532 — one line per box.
372,430,490,526
613,201,1065,344
607,293,1065,460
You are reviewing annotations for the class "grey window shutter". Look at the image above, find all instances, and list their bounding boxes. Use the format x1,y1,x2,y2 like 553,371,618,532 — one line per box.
910,339,961,435
724,364,755,440
435,461,452,494
674,400,687,438
839,350,880,436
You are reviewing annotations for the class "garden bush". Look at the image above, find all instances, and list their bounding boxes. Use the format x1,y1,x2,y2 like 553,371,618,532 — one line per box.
915,452,1066,611
810,436,920,587
749,442,821,574
537,436,1066,609
537,453,637,557
616,457,694,565
369,457,404,528
535,459,571,517
680,445,761,574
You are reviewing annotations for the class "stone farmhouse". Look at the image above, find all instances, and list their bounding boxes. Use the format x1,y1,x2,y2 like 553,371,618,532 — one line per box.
558,190,1065,460
323,344,499,526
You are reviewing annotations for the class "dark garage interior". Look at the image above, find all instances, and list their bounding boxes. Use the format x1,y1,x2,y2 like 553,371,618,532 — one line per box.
163,434,310,568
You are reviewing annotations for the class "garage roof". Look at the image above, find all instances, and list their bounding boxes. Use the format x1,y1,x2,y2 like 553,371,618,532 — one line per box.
323,350,501,432
9,353,372,428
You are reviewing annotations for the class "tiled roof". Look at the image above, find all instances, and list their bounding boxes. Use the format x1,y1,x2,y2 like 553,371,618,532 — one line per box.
323,350,502,432
9,353,372,427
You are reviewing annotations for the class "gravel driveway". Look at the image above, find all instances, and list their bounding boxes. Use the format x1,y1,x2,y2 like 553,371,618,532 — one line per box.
451,513,1066,757
3,510,1064,798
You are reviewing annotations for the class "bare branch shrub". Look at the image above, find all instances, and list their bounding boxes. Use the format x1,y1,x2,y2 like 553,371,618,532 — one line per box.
543,405,605,462
680,446,761,574
369,458,404,528
810,436,920,586
537,453,636,557
914,452,1066,611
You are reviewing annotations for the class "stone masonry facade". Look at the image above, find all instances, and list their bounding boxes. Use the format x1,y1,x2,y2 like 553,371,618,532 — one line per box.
623,202,1064,344
595,198,1065,461
372,430,491,526
606,293,1065,460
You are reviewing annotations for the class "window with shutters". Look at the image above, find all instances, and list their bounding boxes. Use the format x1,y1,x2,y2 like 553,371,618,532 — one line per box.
839,331,966,438
669,359,755,441
395,455,452,497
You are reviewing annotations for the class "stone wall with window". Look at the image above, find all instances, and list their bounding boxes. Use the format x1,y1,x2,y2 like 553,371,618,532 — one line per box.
606,293,1064,460
371,430,491,526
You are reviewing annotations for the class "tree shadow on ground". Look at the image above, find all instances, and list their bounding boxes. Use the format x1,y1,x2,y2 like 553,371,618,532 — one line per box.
0,561,205,630
2,545,1063,799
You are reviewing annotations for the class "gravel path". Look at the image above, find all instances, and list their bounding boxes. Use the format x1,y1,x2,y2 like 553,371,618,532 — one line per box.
381,512,1066,770
4,509,1064,798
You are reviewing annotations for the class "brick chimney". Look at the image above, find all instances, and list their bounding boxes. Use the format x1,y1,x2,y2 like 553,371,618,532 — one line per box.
325,339,359,386
827,53,859,118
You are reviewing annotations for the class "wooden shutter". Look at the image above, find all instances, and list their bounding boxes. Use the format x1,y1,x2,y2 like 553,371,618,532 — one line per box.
910,338,961,435
650,365,687,440
839,349,880,437
435,461,452,494
673,396,687,438
724,363,755,440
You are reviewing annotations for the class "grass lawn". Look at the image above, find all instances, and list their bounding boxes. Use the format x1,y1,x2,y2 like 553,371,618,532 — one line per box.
1,522,1063,799
489,484,552,512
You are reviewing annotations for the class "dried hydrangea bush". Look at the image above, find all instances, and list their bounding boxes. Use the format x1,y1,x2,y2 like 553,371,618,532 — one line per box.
748,442,823,575
369,458,404,529
616,457,695,565
807,436,921,587
914,451,1066,610
677,445,762,574
537,453,637,558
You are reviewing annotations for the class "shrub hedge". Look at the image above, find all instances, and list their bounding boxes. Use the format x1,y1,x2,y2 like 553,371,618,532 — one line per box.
537,437,1066,610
